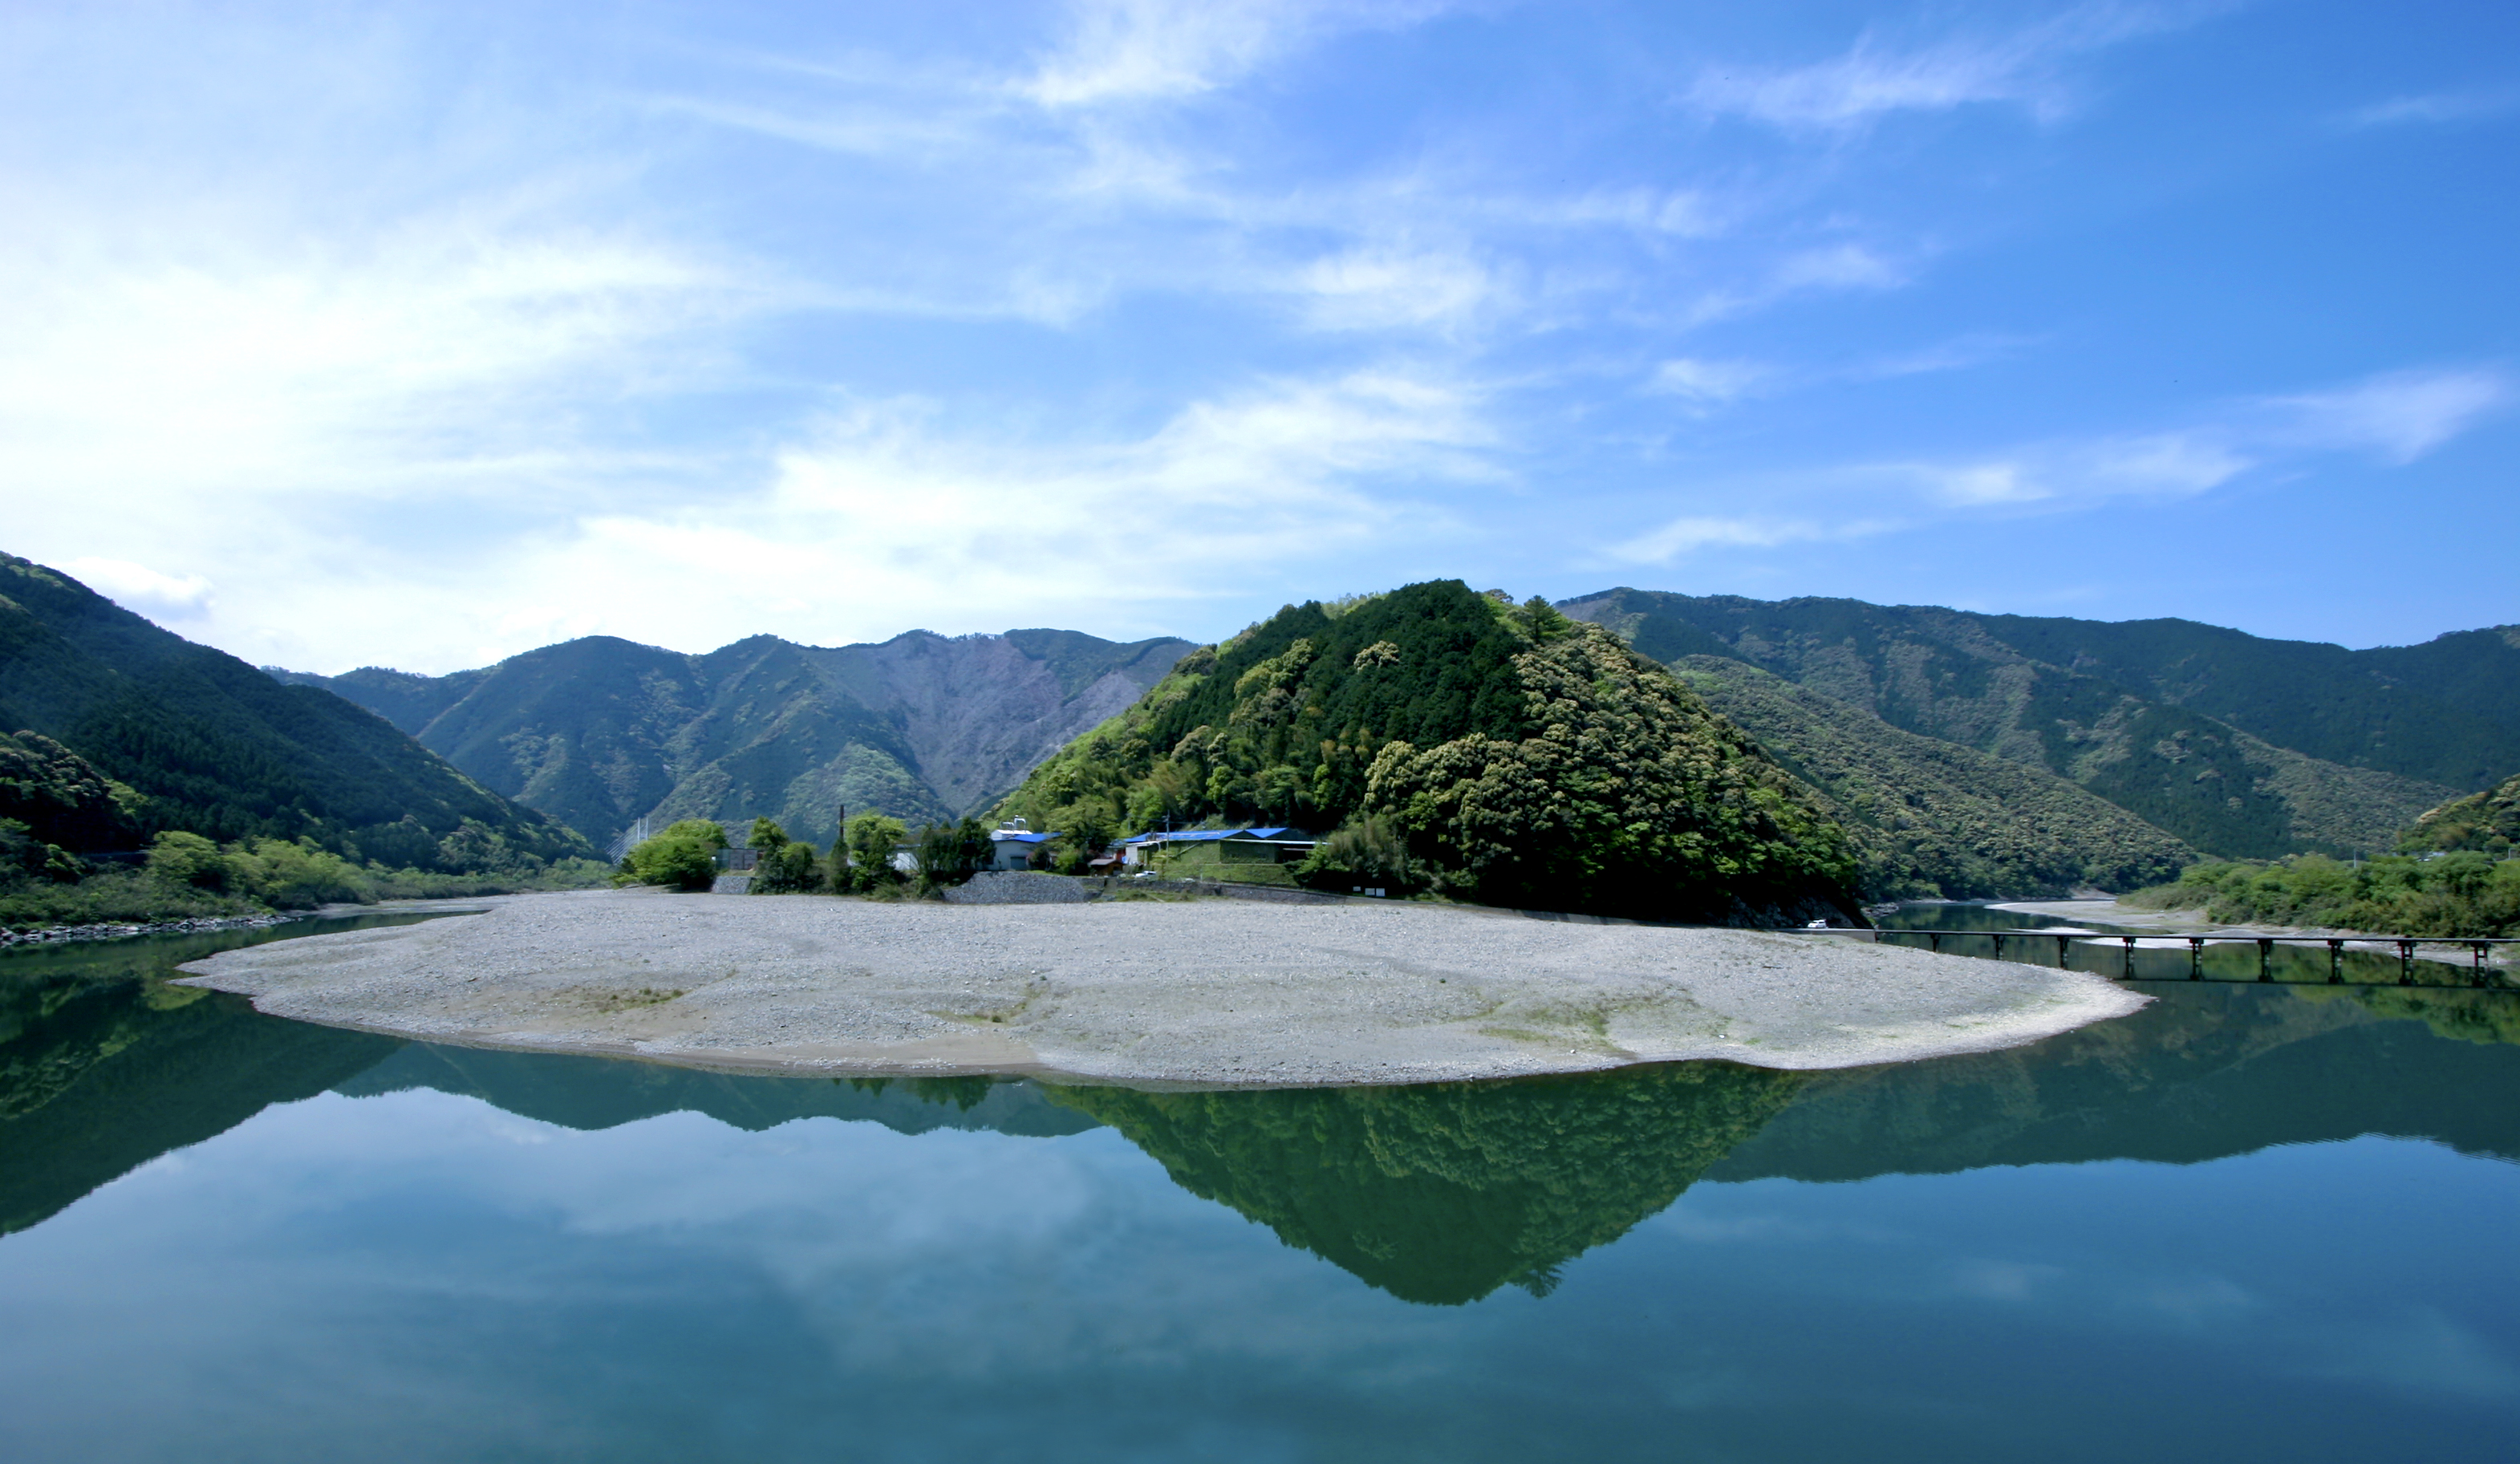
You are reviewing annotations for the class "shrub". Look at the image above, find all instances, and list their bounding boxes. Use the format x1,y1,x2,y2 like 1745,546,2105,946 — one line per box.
912,817,990,892
1294,814,1421,893
750,820,825,894
622,821,728,892
838,813,908,894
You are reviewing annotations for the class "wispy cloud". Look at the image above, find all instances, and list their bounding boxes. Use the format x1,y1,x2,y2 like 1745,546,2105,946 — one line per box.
1020,0,1451,107
128,364,1499,672
1613,515,1854,562
2342,89,2520,129
1648,358,1775,412
539,367,1495,649
1898,428,2254,507
1297,245,1505,333
2261,367,2513,462
1678,243,1912,327
1686,3,2209,131
1610,364,2510,565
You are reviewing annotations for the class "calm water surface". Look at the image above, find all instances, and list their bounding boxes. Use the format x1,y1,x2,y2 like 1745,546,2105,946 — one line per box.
2,911,2514,1462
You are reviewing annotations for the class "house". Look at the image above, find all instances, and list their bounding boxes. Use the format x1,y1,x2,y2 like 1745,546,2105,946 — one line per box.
987,818,1061,871
1122,826,1316,872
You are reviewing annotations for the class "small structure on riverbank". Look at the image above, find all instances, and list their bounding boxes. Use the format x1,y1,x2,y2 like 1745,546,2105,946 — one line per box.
1122,827,1317,882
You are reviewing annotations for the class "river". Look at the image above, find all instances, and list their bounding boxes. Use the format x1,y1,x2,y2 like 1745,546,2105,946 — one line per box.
1,910,2514,1460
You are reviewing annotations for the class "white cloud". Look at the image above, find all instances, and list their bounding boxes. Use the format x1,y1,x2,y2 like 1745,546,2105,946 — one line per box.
1686,3,2203,131
1298,246,1502,332
2262,367,2513,463
576,369,1490,634
1648,358,1772,412
1607,360,2502,566
1679,243,1912,326
1611,514,1905,565
1906,431,2251,507
1021,0,1451,107
129,366,1499,673
2343,90,2520,128
61,558,214,619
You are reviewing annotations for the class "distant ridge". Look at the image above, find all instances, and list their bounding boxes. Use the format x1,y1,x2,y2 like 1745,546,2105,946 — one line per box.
0,553,586,866
1564,588,2498,862
278,628,1195,848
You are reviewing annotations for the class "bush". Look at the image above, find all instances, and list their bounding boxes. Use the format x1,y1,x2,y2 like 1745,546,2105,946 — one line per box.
749,820,825,894
912,817,990,892
1294,814,1421,893
838,813,908,894
144,830,370,906
621,820,728,892
224,838,373,909
145,830,231,890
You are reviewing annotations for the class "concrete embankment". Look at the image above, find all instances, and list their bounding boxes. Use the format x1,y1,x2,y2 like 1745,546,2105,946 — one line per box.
177,887,2149,1088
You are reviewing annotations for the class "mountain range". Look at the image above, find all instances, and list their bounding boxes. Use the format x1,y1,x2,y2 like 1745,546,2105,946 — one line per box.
0,554,582,868
275,628,1194,850
1561,588,2515,864
266,578,2519,897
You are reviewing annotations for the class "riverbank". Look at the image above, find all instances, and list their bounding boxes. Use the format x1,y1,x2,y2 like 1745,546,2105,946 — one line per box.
175,888,2146,1087
1,911,307,948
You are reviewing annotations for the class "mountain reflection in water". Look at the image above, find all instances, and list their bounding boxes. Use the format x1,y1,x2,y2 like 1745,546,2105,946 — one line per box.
4,921,2518,1306
1049,1065,1804,1304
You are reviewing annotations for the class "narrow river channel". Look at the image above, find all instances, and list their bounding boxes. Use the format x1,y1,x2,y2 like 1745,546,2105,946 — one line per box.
2,913,2514,1461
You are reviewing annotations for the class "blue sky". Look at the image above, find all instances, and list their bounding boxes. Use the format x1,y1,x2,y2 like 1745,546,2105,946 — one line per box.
5,0,2514,674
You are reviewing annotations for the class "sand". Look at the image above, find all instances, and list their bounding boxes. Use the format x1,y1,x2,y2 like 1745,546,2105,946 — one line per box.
176,887,2150,1088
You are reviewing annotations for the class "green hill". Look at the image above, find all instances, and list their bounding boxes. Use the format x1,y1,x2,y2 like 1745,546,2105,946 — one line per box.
1672,656,2194,898
1564,587,2469,861
1000,581,1858,923
0,554,586,869
278,627,1195,849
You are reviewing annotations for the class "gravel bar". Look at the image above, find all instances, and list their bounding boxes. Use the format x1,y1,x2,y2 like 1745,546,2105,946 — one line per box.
176,887,2149,1088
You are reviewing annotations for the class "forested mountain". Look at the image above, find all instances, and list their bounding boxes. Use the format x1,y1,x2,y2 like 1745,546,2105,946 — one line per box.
1673,657,2193,899
1564,587,2478,861
0,554,586,868
999,581,1858,923
278,627,1195,849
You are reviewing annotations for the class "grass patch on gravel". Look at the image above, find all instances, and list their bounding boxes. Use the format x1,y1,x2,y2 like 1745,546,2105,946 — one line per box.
588,986,684,1011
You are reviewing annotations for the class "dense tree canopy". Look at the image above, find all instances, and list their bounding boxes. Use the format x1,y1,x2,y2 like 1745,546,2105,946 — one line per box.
999,581,1858,923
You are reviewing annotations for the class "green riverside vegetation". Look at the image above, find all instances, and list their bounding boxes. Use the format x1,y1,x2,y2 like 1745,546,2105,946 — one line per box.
0,731,609,927
998,581,1859,923
2126,853,2520,938
2126,768,2520,938
2398,772,2520,854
